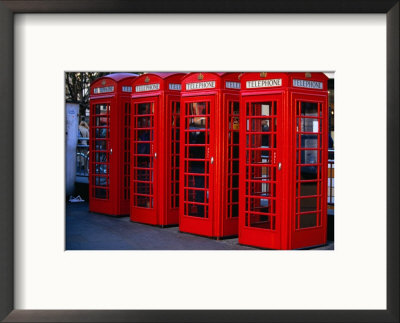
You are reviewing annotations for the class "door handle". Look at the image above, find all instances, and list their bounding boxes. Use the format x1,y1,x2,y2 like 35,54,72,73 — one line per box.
278,162,282,170
154,152,157,159
110,148,112,155
210,157,214,164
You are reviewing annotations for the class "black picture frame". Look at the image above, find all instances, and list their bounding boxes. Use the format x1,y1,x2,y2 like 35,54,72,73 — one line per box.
0,1,398,322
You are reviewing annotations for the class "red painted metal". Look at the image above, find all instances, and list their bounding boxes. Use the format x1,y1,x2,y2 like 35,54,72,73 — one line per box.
130,73,185,226
89,73,139,216
179,72,241,238
239,72,329,249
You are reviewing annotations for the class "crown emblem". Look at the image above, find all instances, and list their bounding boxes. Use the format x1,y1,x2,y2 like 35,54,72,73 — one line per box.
101,80,106,85
260,72,267,78
305,72,312,78
145,76,150,83
197,73,204,80
238,73,243,80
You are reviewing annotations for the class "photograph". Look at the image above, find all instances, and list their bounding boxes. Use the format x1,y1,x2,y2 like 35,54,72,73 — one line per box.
65,72,335,250
2,2,397,320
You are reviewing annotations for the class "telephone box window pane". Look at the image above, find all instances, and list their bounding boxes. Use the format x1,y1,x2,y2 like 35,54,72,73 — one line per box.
187,189,206,202
188,131,206,145
297,182,318,197
95,104,109,115
95,188,108,199
186,203,206,218
137,156,152,167
232,190,239,203
189,146,205,159
95,163,109,175
138,117,152,128
248,197,274,213
137,142,150,156
301,102,318,116
95,128,109,138
136,196,152,208
233,101,239,115
233,145,239,158
136,167,152,179
95,140,108,150
301,118,319,133
299,166,318,180
188,160,206,173
299,197,318,213
300,134,318,148
300,213,317,228
95,176,108,186
187,175,205,188
247,213,275,229
95,152,108,163
247,118,273,133
137,182,151,195
231,204,239,218
189,102,207,115
232,175,239,187
138,103,151,115
246,150,273,165
96,118,109,127
298,150,319,165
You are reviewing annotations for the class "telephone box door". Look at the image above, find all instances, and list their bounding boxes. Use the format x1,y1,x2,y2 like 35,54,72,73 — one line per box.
90,100,115,214
180,96,216,236
291,93,328,248
131,98,158,224
239,94,283,249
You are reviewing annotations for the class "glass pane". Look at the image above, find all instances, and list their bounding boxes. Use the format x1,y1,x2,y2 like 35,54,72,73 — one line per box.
301,102,318,116
299,150,318,165
189,146,205,159
299,197,317,212
95,127,108,138
95,176,108,186
300,213,317,228
186,203,205,218
247,213,275,229
95,140,107,150
187,175,205,188
138,103,151,115
233,101,239,115
299,165,318,180
95,188,108,199
95,104,108,115
188,131,206,145
300,134,318,148
298,181,318,197
301,118,319,133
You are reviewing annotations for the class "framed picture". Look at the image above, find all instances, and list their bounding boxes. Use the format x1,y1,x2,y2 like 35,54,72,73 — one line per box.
0,1,398,322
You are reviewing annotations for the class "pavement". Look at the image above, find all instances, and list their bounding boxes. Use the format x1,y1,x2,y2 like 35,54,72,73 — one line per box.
66,202,334,250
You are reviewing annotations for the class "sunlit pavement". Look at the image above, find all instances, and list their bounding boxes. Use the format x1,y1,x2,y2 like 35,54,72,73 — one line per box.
66,202,334,250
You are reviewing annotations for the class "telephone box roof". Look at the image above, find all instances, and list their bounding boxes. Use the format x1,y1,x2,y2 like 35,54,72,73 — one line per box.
182,72,237,80
142,72,185,79
102,73,139,82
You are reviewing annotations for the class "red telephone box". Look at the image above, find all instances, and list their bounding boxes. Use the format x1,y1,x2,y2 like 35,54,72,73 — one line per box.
130,73,185,226
239,72,329,249
179,72,241,238
89,73,138,216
